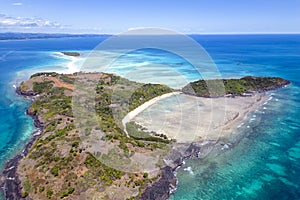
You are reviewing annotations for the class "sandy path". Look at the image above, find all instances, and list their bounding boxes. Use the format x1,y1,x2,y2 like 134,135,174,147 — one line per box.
122,92,182,137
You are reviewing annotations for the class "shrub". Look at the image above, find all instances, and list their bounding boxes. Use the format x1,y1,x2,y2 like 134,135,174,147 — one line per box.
39,186,45,192
71,141,79,148
51,166,59,176
143,173,148,179
21,192,29,198
46,189,53,199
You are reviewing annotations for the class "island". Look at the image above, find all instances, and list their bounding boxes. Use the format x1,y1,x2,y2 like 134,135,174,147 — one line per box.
61,52,81,57
0,73,290,200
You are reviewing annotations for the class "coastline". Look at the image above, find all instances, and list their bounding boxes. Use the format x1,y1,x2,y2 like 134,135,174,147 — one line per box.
0,90,44,199
140,141,218,200
140,92,284,199
0,74,290,199
0,51,80,199
0,33,297,199
0,92,271,200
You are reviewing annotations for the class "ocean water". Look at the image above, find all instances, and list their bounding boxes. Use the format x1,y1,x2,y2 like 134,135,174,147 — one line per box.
0,36,108,170
170,35,300,200
171,84,300,200
0,34,299,199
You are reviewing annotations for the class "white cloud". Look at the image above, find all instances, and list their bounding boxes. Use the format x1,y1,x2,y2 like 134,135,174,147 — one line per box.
0,14,63,29
12,2,23,6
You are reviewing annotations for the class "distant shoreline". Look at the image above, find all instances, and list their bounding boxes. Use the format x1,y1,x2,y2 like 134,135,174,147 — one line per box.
0,33,110,41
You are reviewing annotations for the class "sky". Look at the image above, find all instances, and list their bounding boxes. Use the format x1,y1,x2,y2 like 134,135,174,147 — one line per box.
0,0,300,34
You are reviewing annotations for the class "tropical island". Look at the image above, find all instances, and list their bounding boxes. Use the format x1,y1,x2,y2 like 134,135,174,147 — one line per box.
0,72,290,200
61,52,81,57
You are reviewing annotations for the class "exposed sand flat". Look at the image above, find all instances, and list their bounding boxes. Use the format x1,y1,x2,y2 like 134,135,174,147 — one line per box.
122,92,182,136
132,93,268,143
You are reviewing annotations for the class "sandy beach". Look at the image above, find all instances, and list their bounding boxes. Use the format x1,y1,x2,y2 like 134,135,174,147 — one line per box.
132,93,268,143
122,92,182,136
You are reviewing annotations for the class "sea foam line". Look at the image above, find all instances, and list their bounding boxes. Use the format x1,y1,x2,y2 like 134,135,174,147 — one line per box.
53,52,85,74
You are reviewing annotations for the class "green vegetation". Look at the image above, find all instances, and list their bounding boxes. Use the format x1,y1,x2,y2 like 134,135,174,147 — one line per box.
60,187,75,198
126,122,172,144
59,74,75,84
23,179,31,193
30,72,59,78
93,73,175,151
129,83,173,110
29,87,73,117
39,186,45,193
51,166,59,176
46,189,53,199
21,192,29,198
32,80,54,93
143,173,148,179
61,52,80,57
182,76,290,97
18,72,170,199
17,72,290,199
78,153,130,190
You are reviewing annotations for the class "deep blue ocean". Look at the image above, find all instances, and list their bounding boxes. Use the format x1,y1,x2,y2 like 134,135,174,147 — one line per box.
0,35,299,199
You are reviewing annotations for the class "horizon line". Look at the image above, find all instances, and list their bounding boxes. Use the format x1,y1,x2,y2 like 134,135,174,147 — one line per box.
1,31,300,36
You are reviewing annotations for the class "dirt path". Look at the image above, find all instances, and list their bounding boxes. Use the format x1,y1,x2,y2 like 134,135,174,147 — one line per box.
46,77,74,90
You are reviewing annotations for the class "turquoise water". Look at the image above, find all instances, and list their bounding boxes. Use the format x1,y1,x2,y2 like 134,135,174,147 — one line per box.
0,35,299,199
0,37,108,169
170,35,300,200
171,85,300,199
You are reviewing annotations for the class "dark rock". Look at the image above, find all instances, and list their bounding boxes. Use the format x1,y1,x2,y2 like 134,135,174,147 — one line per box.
0,89,44,200
140,166,176,200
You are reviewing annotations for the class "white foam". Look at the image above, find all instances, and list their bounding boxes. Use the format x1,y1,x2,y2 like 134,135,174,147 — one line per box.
250,118,256,122
221,144,230,150
52,51,85,74
237,123,244,128
183,166,194,175
268,96,273,101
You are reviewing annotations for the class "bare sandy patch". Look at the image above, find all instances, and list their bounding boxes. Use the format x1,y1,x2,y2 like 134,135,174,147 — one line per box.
133,93,267,143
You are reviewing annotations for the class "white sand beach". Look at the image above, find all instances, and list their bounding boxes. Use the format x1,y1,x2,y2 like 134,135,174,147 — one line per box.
130,93,268,143
122,92,182,136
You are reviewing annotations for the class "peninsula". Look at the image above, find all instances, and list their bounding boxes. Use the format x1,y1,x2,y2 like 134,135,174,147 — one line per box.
0,73,290,199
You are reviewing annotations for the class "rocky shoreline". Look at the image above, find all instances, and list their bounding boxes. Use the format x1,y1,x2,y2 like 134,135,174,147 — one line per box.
0,91,44,200
0,78,291,200
140,141,218,200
